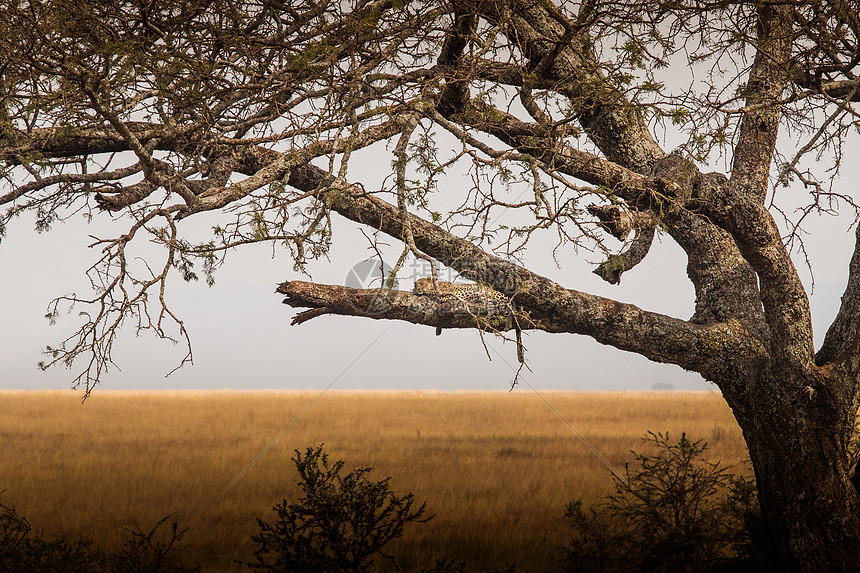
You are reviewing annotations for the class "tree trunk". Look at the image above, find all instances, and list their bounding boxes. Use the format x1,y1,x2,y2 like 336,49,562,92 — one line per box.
722,368,860,572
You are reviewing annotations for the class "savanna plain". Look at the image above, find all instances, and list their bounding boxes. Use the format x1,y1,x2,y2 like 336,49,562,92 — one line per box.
0,390,748,572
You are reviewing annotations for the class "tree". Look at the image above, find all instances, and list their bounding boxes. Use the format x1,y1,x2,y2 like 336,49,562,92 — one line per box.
1,0,859,569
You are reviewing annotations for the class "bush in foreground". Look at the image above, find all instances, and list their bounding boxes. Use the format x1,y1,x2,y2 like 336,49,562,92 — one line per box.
108,516,194,573
247,444,431,573
0,494,100,573
561,432,766,573
0,493,192,573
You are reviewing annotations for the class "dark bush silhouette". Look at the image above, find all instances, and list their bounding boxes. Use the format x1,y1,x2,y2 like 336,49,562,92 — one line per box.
247,444,431,573
1,494,102,573
108,516,194,573
0,493,192,573
561,432,766,573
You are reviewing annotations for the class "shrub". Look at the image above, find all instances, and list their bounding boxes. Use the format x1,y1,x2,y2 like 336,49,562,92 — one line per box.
247,444,431,573
561,432,764,573
109,515,194,573
0,492,192,573
0,493,102,573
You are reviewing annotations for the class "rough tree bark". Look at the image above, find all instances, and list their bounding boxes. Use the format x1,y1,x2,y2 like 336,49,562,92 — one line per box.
2,1,860,570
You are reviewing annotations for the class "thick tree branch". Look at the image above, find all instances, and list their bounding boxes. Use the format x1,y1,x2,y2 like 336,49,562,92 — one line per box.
456,0,769,360
0,113,785,367
793,77,860,101
447,100,779,346
729,4,793,204
465,0,664,173
588,204,656,285
282,164,767,379
723,5,815,367
593,227,655,285
0,123,166,165
6,113,778,364
276,281,519,333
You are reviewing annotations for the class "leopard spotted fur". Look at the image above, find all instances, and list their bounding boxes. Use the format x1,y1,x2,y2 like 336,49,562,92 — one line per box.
413,278,524,363
413,278,508,302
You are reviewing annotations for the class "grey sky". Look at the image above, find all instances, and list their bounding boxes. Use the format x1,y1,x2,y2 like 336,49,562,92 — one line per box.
2,95,858,394
1,158,856,393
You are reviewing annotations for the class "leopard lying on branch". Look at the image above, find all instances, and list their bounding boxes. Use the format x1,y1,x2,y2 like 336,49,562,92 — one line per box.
413,278,524,363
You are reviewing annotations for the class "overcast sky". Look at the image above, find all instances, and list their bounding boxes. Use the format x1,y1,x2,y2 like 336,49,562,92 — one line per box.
2,120,858,394
2,160,857,395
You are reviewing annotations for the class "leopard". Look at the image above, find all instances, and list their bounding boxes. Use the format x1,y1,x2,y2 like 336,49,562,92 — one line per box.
413,277,524,363
413,277,509,303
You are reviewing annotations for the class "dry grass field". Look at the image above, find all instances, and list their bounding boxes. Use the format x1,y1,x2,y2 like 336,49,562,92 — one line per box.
0,390,748,572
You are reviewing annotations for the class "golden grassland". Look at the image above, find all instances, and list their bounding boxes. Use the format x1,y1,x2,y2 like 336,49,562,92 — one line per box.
0,390,748,572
